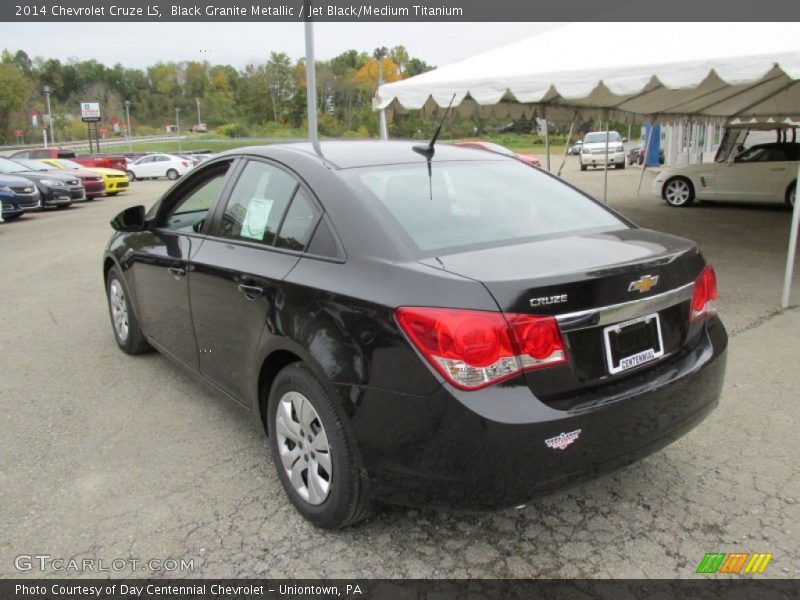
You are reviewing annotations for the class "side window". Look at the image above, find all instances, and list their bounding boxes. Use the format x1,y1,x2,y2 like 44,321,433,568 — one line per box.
306,218,340,258
276,189,320,251
216,160,298,245
163,166,229,232
138,156,154,164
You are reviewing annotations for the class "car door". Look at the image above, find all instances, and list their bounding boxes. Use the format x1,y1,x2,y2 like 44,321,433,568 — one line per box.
130,160,234,369
714,145,780,201
133,155,156,177
189,158,322,404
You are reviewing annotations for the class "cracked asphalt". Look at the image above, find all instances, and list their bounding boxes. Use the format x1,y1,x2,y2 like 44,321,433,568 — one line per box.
1,157,798,579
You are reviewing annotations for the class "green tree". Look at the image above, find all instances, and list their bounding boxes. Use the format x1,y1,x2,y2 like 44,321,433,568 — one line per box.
0,62,33,142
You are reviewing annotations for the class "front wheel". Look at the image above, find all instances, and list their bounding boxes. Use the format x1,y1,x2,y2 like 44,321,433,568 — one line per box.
126,170,136,182
580,163,587,172
616,161,626,170
267,363,373,529
787,182,796,208
166,169,179,180
663,177,695,207
106,267,151,354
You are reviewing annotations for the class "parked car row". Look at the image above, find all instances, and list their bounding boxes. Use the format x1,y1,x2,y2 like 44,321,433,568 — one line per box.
0,155,131,222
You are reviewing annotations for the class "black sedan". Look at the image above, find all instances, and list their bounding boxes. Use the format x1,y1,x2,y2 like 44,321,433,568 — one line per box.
103,142,727,528
0,157,82,208
627,144,666,165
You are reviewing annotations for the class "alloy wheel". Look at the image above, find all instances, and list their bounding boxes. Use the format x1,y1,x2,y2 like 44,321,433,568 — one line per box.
665,179,691,206
275,391,332,505
109,279,129,342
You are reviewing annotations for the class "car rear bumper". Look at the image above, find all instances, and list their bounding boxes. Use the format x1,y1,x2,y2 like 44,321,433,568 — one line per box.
344,317,727,510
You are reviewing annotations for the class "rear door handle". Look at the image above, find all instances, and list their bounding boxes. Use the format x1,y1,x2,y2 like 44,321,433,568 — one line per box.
238,283,264,299
168,265,185,278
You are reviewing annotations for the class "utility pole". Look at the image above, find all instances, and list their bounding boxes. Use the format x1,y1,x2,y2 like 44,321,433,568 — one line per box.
175,107,181,152
374,46,388,140
304,4,320,154
43,85,55,145
124,100,132,152
196,97,202,130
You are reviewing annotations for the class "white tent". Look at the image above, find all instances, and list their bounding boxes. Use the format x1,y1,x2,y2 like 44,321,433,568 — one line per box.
375,22,800,308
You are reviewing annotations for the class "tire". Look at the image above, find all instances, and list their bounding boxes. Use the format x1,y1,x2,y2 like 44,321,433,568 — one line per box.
166,169,179,180
787,182,796,208
617,161,626,170
580,163,587,172
663,177,695,207
56,204,71,210
106,192,119,196
106,267,151,354
2,213,22,222
126,170,136,182
267,363,373,529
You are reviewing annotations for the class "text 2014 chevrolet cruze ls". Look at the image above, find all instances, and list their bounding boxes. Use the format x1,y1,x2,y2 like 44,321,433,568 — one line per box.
103,142,727,528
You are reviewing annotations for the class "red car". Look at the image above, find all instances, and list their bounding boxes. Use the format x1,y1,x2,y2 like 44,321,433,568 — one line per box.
455,141,542,167
15,159,105,200
11,148,127,172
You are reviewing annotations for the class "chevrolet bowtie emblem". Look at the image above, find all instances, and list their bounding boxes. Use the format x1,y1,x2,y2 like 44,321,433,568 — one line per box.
628,274,659,294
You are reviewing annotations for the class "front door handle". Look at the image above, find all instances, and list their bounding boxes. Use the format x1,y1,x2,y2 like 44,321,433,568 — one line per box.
168,265,185,278
238,283,264,300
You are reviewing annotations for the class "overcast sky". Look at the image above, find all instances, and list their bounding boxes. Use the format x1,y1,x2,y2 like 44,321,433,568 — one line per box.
1,22,559,68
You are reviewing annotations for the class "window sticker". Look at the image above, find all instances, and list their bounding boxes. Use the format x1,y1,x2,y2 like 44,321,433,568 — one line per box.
240,197,274,240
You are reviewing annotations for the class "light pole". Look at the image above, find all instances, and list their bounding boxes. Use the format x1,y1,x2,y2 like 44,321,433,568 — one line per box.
124,100,132,152
195,97,202,130
43,85,55,145
175,107,181,152
373,47,388,140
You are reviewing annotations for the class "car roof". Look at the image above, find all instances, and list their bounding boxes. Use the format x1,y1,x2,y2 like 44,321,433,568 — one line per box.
219,140,507,169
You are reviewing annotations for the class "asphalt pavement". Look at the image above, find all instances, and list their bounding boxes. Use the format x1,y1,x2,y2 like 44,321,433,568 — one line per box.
0,159,797,578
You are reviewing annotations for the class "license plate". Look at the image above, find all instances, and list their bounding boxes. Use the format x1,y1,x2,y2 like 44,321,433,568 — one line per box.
603,313,664,375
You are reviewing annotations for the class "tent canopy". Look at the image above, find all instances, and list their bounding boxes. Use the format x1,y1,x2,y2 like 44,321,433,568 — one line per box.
376,23,800,123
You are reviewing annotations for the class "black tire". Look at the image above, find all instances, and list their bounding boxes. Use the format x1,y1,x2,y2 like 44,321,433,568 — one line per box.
55,204,71,210
126,170,136,182
663,176,695,207
166,169,179,180
267,363,373,529
580,163,587,172
617,161,626,170
787,182,796,208
106,267,151,354
2,213,22,221
106,192,119,196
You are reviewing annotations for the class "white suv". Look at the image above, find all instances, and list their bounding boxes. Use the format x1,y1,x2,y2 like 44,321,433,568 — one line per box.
580,131,626,171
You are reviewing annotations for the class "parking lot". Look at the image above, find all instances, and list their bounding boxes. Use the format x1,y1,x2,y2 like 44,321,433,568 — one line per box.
1,156,798,579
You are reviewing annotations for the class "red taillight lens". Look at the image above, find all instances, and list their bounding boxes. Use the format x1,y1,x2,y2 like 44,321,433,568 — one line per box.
690,265,718,322
395,307,568,390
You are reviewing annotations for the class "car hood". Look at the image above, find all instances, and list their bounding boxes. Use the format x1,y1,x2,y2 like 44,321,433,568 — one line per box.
0,174,40,188
655,163,718,179
9,171,80,185
51,168,100,179
90,167,127,176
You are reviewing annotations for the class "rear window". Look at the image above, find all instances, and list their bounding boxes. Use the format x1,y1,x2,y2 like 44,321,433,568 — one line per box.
342,160,625,255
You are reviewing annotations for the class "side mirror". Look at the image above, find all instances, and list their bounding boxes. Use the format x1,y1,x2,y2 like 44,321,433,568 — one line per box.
111,205,147,232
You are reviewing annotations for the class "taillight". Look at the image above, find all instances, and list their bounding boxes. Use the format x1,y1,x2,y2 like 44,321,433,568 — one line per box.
690,265,718,322
395,307,568,390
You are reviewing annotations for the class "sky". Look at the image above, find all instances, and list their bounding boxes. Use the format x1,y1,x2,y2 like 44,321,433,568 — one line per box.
0,22,559,69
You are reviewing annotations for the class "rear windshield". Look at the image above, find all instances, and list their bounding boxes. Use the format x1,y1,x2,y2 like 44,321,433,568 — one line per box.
584,132,621,144
342,160,626,255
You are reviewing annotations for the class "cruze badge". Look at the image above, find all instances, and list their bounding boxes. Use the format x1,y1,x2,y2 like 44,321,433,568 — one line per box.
530,294,567,307
545,429,581,450
628,274,659,294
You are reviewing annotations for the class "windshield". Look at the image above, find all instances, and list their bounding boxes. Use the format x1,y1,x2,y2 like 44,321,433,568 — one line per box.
584,132,621,144
342,160,625,256
0,157,31,174
16,159,51,171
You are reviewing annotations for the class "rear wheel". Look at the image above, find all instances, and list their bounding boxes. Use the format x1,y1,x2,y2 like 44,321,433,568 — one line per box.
106,267,150,354
787,182,796,207
267,363,373,529
663,177,694,207
166,169,179,180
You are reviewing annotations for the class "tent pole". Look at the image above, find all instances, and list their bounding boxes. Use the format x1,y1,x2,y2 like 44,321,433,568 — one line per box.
637,117,654,196
603,113,610,204
557,115,576,177
303,12,320,154
781,163,800,308
544,107,550,172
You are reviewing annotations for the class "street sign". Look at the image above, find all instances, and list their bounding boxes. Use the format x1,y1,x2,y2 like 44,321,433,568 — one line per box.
14,129,23,137
31,111,38,127
80,102,101,122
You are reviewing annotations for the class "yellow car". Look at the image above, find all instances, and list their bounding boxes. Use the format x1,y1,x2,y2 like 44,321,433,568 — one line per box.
39,158,130,196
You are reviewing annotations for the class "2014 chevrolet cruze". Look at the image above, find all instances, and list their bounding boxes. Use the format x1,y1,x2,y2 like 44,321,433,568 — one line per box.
103,142,727,528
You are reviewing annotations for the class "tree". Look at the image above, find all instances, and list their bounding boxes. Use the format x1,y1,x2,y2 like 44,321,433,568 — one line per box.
0,62,33,143
389,45,409,74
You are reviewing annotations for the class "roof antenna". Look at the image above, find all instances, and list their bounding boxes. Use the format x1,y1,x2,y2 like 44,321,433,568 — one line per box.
413,93,457,158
